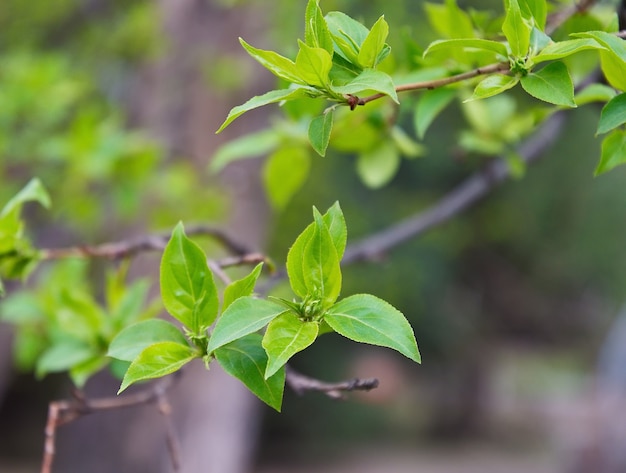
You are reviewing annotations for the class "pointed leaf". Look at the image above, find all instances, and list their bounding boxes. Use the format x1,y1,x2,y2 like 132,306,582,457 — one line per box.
214,333,285,411
160,223,218,334
107,319,189,362
533,38,605,63
222,263,264,312
595,129,626,176
321,201,347,260
207,297,286,353
286,221,316,298
305,0,333,54
118,341,197,393
239,38,304,84
358,16,389,68
263,146,311,210
325,294,420,363
573,31,626,62
597,93,626,135
331,69,398,103
503,0,532,57
520,61,576,107
467,74,519,101
1,178,51,218
262,312,318,378
325,11,369,64
423,38,508,58
295,41,333,88
520,0,547,29
415,88,457,139
308,112,334,156
210,129,280,172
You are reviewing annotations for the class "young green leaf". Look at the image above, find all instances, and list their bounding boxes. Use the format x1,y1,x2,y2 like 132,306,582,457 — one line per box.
1,178,51,218
305,0,333,54
107,319,189,362
295,41,333,88
597,93,626,136
415,88,457,139
520,0,547,29
595,129,626,176
573,31,626,62
262,312,318,378
36,339,96,378
210,129,281,172
503,0,532,58
207,297,287,353
308,112,334,157
286,221,316,298
532,38,605,63
214,333,285,411
357,141,401,189
467,74,519,101
325,294,420,363
575,84,617,106
331,69,399,103
222,263,264,312
118,341,198,393
572,31,626,91
216,87,310,133
358,15,389,68
160,223,218,335
321,201,347,260
325,11,370,64
263,147,311,210
239,38,305,84
520,61,576,107
423,38,508,58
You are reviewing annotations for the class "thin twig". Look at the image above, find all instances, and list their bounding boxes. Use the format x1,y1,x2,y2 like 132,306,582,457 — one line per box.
285,366,379,399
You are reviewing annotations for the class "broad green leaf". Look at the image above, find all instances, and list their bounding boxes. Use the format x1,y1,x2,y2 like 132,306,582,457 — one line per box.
263,146,311,210
520,62,576,107
239,38,304,84
423,38,508,58
286,221,316,298
321,202,347,260
599,51,626,91
305,0,333,54
160,223,218,334
207,297,286,353
358,16,389,68
595,129,626,175
0,178,51,218
533,38,605,63
302,208,342,306
415,88,457,139
210,130,280,172
467,74,519,101
529,27,552,56
357,141,401,189
520,0,547,29
325,294,420,363
36,339,96,378
325,11,370,64
332,69,398,103
573,31,626,62
222,263,264,312
308,112,333,156
597,94,626,135
262,312,318,378
295,41,332,88
503,0,532,57
118,341,198,393
575,84,617,106
214,333,285,411
424,0,474,39
107,319,189,362
216,88,310,133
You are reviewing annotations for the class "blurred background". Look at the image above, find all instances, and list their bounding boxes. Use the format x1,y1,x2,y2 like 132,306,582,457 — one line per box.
2,0,626,472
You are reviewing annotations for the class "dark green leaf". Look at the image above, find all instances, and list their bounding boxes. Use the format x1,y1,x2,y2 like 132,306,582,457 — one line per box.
118,341,198,393
358,16,389,68
415,88,456,139
520,61,576,107
207,297,286,353
331,69,398,103
357,141,401,188
308,112,334,156
160,223,218,334
595,129,626,175
214,333,285,411
325,294,420,363
222,263,264,312
107,319,189,362
210,129,280,172
503,0,532,57
467,74,519,101
239,38,304,84
263,147,311,210
597,93,626,135
305,0,333,54
262,312,318,378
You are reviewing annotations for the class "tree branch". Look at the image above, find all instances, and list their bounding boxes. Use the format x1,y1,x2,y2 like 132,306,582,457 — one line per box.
285,366,379,399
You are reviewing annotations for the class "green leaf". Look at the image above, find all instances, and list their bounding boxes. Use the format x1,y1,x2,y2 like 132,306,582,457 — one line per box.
263,147,311,210
308,112,334,157
467,74,519,101
295,40,333,88
118,341,198,393
0,178,51,218
325,294,420,363
520,0,547,29
415,88,457,139
222,263,264,312
357,141,401,189
70,356,108,388
575,84,617,106
572,31,626,91
423,38,508,58
214,333,285,411
262,312,318,378
160,223,218,334
331,69,398,103
305,0,333,54
503,0,532,57
595,129,626,176
358,16,389,68
322,201,347,260
597,93,626,135
325,11,370,64
573,31,626,62
424,0,475,39
286,221,315,298
216,87,310,133
207,297,286,353
520,62,576,107
210,129,280,172
107,319,189,362
36,339,96,378
532,38,605,63
239,38,304,84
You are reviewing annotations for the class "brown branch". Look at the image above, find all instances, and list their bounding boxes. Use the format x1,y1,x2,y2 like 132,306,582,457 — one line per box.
285,365,379,400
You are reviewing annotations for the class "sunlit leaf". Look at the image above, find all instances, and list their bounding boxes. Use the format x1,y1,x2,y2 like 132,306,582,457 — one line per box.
597,93,626,135
222,263,264,312
295,41,333,88
308,112,333,156
305,0,333,54
239,38,304,84
520,61,576,107
503,0,532,57
358,16,389,68
532,38,605,63
107,319,188,362
467,74,519,101
424,38,508,58
331,69,398,103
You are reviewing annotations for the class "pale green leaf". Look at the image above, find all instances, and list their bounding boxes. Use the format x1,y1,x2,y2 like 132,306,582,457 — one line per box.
107,319,188,362
286,222,315,298
1,178,51,218
357,141,400,188
305,0,334,54
263,147,311,210
599,51,626,91
467,74,519,101
520,0,547,29
597,93,626,135
423,38,508,58
296,40,333,88
358,16,389,68
210,130,280,172
415,88,456,139
222,263,264,312
215,333,285,411
595,129,626,175
325,11,369,64
325,294,420,363
503,0,532,57
533,38,605,63
573,31,626,62
308,112,333,156
239,38,304,84
331,69,398,103
262,312,318,378
36,339,96,378
575,84,617,106
321,202,347,260
520,61,576,107
207,297,286,353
